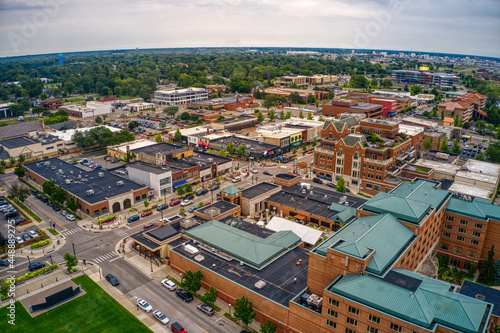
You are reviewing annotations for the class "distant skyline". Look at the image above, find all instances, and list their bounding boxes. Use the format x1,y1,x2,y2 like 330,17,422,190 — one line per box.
0,0,499,58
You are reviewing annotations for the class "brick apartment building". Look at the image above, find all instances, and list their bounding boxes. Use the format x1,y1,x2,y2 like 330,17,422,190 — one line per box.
438,91,487,122
169,178,499,333
322,100,384,119
347,91,411,115
40,98,61,110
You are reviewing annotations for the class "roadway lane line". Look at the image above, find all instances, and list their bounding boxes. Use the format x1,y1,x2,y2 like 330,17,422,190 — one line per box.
145,288,156,297
1,267,28,280
113,264,122,271
195,324,208,333
109,257,120,263
169,305,182,315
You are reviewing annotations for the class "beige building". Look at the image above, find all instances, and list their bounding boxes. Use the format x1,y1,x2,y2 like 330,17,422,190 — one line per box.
241,183,281,217
0,135,64,161
107,139,158,161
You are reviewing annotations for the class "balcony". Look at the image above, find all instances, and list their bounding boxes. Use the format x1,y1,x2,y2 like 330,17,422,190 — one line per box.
364,157,392,165
315,147,334,155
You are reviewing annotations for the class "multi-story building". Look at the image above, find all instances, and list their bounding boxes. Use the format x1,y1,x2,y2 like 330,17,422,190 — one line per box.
152,87,208,106
274,75,309,87
187,95,256,111
348,91,412,115
308,74,338,85
264,87,329,101
0,103,14,118
322,100,384,119
210,115,259,131
391,70,460,88
437,91,487,122
40,98,61,110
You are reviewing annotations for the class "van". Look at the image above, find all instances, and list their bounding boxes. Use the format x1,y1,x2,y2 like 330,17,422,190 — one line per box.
232,176,241,183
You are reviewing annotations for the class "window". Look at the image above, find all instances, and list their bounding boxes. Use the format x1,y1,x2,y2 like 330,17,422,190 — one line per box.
459,219,468,226
345,329,356,333
442,232,450,238
472,231,481,238
443,224,452,230
458,227,466,234
474,223,483,229
445,216,454,222
389,323,402,332
450,258,461,267
366,184,372,189
326,320,336,328
374,185,380,191
348,306,360,316
440,243,448,251
467,251,476,258
368,314,381,325
327,309,338,318
366,326,378,333
471,239,479,246
328,298,339,307
453,247,462,255
346,317,358,327
457,236,465,242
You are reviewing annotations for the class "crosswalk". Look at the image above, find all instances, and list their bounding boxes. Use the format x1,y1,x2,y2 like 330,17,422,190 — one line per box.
93,251,119,264
114,228,129,238
60,227,83,237
46,252,64,264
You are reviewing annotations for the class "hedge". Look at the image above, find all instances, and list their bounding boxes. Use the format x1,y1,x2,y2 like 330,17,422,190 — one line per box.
97,215,116,224
6,264,59,287
30,239,51,249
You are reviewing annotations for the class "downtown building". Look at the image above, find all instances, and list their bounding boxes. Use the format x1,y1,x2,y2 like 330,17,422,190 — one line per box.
152,87,208,106
391,70,460,88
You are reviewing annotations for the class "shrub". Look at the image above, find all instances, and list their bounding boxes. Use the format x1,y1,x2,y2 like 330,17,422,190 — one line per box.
6,264,59,288
97,215,117,224
30,239,51,249
129,208,136,212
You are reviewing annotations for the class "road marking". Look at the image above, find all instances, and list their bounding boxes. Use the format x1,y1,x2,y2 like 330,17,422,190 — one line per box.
27,198,67,230
195,324,208,333
1,267,28,280
145,288,156,297
124,226,131,229
113,264,122,271
109,257,120,263
169,305,182,315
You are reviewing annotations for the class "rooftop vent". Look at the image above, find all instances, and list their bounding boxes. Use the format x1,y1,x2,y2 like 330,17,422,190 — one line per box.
255,280,266,289
86,189,94,195
116,181,124,186
475,294,486,301
65,179,71,184
98,172,104,178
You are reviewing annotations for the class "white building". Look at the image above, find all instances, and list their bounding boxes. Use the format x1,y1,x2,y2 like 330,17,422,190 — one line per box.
125,163,173,197
63,102,112,119
152,88,208,106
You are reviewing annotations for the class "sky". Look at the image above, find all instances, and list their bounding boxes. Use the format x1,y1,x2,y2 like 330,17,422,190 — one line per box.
0,0,499,58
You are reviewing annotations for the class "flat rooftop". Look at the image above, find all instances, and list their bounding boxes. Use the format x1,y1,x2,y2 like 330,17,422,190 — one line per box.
196,201,239,217
51,125,120,142
189,96,253,106
184,151,232,166
109,139,157,153
241,182,279,200
24,158,145,205
274,173,298,181
447,182,494,201
0,136,37,149
459,280,500,317
208,136,279,153
126,162,177,175
351,102,382,111
131,142,189,155
213,115,256,124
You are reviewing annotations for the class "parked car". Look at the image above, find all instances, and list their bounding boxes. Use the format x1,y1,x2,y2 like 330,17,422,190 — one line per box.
171,322,186,333
136,299,153,313
263,170,273,176
184,194,194,201
175,289,193,302
16,236,24,244
313,177,323,184
80,159,88,164
153,310,170,325
196,189,209,196
210,185,220,191
94,165,102,169
197,303,215,316
187,206,197,213
60,210,68,217
204,201,211,206
22,234,31,241
5,211,19,218
105,274,119,286
326,182,336,188
66,214,76,221
15,218,27,225
170,199,181,206
28,262,45,272
250,168,258,173
0,258,15,266
141,210,153,217
110,158,120,163
232,176,242,183
161,279,177,291
52,205,61,212
143,222,157,230
28,230,38,239
156,204,168,211
127,215,140,223
180,199,193,207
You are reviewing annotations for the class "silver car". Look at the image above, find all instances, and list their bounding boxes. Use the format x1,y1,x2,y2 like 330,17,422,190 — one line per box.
152,310,170,325
136,299,152,313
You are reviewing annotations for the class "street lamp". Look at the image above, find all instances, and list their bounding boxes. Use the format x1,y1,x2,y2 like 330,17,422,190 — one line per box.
150,253,153,272
48,254,53,265
27,256,31,266
72,243,76,257
229,304,231,316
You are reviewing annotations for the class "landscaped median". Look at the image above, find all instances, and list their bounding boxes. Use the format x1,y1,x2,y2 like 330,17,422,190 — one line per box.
3,264,59,293
30,239,51,249
97,215,117,225
10,197,42,222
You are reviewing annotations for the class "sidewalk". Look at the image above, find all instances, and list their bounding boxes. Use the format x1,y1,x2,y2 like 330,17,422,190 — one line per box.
15,227,67,260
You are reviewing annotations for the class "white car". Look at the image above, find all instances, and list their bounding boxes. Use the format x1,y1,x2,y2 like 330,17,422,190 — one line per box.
158,217,168,223
161,279,177,291
152,310,170,325
28,230,38,239
16,236,24,244
66,214,76,221
180,199,193,207
250,168,258,173
136,299,153,312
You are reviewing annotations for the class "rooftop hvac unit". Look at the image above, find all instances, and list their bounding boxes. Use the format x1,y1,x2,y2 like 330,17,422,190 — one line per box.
36,163,41,167
65,179,71,184
307,294,323,309
78,174,81,179
70,171,73,174
207,158,213,162
116,181,124,186
58,169,63,174
184,244,199,255
44,161,50,166
255,280,266,289
86,189,94,195
98,172,104,178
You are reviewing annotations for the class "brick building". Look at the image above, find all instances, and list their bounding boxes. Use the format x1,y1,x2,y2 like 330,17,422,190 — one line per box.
322,100,384,119
437,91,487,122
40,98,61,110
348,91,411,115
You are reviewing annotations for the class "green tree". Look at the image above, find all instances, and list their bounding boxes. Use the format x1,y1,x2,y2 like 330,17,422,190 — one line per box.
227,142,235,154
128,120,139,130
95,116,103,124
237,144,246,156
14,164,25,179
307,112,313,120
42,180,56,196
198,202,204,208
260,320,278,333
64,252,78,272
159,122,166,129
32,106,44,115
467,261,475,279
144,200,150,209
285,111,292,119
201,286,218,307
179,207,186,216
218,150,227,157
177,186,185,196
478,245,495,284
440,138,448,152
185,183,193,193
190,114,199,122
493,260,500,285
208,149,214,154
410,85,423,96
174,129,182,142
163,106,179,118
181,270,203,294
263,95,278,110
336,177,346,193
268,110,276,120
424,137,433,150
217,115,225,121
451,140,461,154
279,111,285,120
485,142,500,163
0,279,8,299
496,126,500,140
299,111,304,119
155,133,163,143
180,112,191,121
318,115,324,121
233,296,256,329
51,186,67,204
8,183,29,203
67,195,79,212
476,152,485,161
257,111,264,122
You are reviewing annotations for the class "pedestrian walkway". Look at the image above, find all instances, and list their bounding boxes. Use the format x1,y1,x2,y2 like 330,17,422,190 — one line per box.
60,227,84,237
47,251,65,264
114,228,129,238
93,251,119,264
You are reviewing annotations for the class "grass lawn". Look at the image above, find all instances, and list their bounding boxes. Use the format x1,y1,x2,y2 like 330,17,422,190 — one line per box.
0,275,152,333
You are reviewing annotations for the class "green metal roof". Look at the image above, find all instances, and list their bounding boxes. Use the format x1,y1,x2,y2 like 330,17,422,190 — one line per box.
328,202,356,223
446,197,500,221
390,179,450,210
315,214,414,275
186,220,301,268
221,185,241,196
342,134,366,147
329,269,491,333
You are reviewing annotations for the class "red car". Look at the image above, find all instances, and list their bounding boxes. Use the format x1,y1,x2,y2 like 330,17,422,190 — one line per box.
143,222,157,230
170,199,181,207
204,202,211,206
141,210,153,217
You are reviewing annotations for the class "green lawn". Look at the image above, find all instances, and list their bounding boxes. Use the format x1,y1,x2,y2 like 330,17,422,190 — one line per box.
0,275,152,333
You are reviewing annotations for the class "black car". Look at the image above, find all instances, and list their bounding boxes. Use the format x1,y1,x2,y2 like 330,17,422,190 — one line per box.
210,185,220,191
28,262,45,272
156,204,168,211
15,218,27,225
36,193,43,200
263,170,273,176
184,194,194,201
30,189,38,195
196,189,209,196
41,196,48,203
175,289,193,302
326,182,336,188
313,177,323,184
105,274,119,286
0,258,15,266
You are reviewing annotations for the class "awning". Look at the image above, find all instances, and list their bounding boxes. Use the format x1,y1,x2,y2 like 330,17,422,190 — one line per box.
173,180,187,189
295,215,306,220
198,142,209,147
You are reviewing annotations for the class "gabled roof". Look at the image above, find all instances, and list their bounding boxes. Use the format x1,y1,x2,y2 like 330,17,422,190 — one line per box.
186,220,301,268
222,185,241,196
315,214,414,275
390,179,450,210
0,120,44,140
328,202,356,223
342,134,366,147
330,269,491,333
332,116,358,132
322,120,333,129
446,197,500,221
